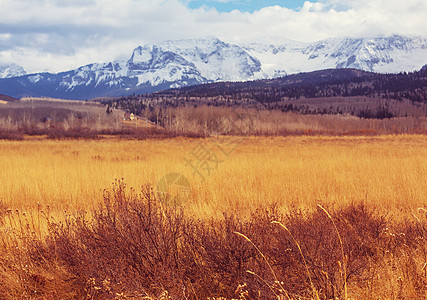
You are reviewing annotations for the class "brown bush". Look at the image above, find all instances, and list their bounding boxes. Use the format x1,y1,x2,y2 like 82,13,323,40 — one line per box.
1,183,426,299
0,129,24,140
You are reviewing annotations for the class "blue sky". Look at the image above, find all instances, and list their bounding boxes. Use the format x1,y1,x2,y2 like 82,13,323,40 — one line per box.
186,0,308,12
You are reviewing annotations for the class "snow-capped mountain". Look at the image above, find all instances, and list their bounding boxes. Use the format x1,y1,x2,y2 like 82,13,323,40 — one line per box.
0,64,26,78
0,37,262,99
76,37,262,88
242,35,427,76
160,37,261,81
0,35,426,99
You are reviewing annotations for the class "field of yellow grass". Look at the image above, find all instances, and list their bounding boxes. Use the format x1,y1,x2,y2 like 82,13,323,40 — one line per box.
1,134,425,219
0,134,426,299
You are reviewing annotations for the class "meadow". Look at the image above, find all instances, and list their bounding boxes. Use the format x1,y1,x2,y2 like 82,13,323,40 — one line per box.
1,135,425,217
0,134,426,299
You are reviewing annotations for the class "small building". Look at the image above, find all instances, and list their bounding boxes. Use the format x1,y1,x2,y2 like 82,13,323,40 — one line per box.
123,112,136,121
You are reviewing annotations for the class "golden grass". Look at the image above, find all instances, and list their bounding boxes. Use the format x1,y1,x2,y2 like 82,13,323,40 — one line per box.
0,135,426,298
0,135,425,222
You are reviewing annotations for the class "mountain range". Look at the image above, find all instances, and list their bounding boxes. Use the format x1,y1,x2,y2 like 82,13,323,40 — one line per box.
0,35,426,100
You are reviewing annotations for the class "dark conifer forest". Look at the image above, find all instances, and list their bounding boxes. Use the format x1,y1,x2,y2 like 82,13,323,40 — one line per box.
99,68,427,119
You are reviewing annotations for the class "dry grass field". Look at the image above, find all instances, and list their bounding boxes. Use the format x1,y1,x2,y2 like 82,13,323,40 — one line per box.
1,135,425,217
0,135,426,299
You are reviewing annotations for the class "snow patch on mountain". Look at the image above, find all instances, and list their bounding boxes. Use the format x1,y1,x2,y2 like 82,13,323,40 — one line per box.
28,74,44,84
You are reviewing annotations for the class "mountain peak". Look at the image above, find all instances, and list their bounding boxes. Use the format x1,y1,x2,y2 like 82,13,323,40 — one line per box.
0,64,27,79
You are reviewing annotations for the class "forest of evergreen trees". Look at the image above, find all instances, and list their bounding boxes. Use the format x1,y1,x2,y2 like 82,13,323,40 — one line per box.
98,68,427,120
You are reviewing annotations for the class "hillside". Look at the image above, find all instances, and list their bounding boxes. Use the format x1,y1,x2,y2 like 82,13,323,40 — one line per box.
0,93,19,103
101,68,427,119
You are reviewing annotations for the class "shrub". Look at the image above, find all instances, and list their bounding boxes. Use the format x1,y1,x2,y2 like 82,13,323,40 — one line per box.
2,182,426,299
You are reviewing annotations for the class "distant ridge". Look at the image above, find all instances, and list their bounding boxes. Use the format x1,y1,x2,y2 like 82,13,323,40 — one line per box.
116,68,426,103
0,93,19,102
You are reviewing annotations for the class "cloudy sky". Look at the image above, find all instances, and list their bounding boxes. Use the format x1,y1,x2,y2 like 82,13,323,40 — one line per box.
0,0,426,73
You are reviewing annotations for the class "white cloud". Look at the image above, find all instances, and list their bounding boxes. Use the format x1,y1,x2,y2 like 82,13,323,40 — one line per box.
0,0,426,73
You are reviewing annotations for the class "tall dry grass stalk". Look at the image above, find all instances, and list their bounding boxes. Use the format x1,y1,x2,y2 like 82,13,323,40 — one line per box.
234,231,290,299
271,221,320,300
316,204,347,299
